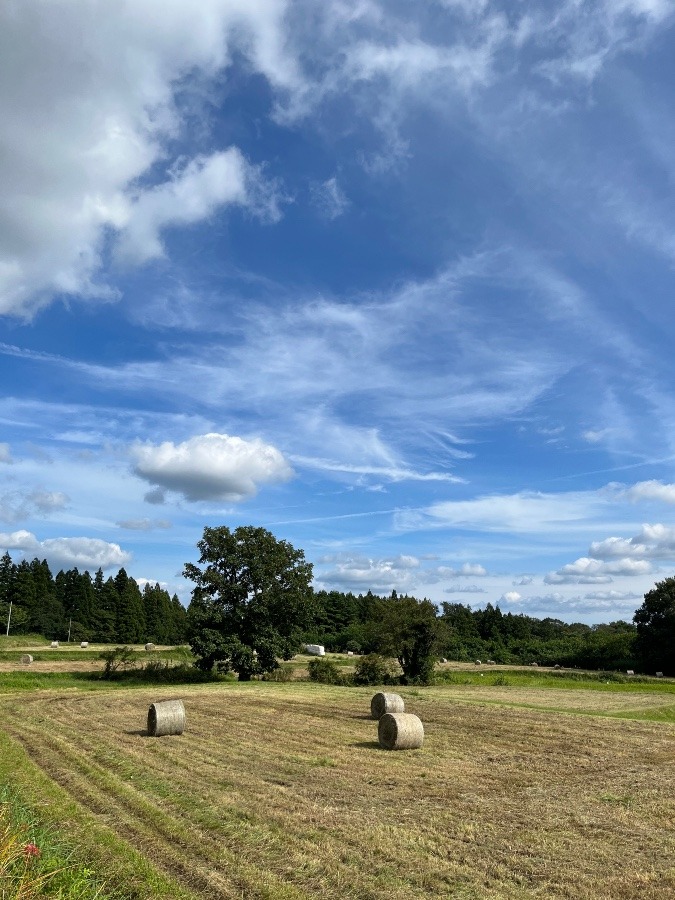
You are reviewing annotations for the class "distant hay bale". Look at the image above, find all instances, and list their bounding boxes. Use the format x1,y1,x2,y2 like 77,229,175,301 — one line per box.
627,670,634,675
554,664,561,669
378,713,424,751
347,651,354,656
440,657,447,664
475,659,482,666
80,641,89,648
50,641,59,649
530,662,538,667
370,692,405,720
486,659,496,665
20,654,33,665
144,642,155,651
656,672,664,678
147,700,185,737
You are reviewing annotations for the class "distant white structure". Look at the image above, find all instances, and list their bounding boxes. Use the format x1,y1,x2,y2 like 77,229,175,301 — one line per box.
50,641,59,648
627,669,635,675
80,641,89,648
305,644,325,656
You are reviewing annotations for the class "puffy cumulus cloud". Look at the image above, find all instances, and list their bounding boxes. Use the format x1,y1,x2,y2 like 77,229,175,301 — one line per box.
0,443,12,463
544,556,652,585
590,524,675,560
513,575,533,586
500,591,522,604
0,530,130,570
624,481,675,503
131,432,293,502
116,518,172,531
0,489,69,524
0,0,295,317
317,553,421,593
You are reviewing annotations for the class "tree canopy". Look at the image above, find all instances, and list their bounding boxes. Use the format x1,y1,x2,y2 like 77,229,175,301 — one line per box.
184,525,315,680
633,577,675,676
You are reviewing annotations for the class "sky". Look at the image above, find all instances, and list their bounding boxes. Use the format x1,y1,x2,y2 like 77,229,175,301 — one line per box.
2,0,675,624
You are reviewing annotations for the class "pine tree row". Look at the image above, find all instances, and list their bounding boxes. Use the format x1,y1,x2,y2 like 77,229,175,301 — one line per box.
0,552,187,644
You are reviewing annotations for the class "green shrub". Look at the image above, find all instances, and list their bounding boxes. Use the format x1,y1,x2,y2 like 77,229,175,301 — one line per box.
307,658,344,685
352,654,398,686
262,666,294,682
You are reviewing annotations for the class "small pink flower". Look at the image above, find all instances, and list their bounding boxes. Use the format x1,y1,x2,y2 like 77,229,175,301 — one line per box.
23,842,41,859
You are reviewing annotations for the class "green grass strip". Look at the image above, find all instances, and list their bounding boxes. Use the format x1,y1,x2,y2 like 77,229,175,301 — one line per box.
0,730,198,900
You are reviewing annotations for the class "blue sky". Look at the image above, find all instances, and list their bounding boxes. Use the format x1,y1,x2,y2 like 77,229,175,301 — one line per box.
2,0,675,623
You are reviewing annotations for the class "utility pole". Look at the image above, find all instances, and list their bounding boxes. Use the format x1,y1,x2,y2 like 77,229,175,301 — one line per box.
5,600,11,637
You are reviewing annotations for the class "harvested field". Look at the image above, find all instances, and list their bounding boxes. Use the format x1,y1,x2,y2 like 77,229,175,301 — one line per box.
1,682,674,900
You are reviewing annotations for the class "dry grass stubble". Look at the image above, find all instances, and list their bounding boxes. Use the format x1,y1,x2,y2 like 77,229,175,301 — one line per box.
1,683,674,900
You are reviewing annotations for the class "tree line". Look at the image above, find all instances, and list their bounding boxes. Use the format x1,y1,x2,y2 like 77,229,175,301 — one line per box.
184,526,673,681
0,552,187,645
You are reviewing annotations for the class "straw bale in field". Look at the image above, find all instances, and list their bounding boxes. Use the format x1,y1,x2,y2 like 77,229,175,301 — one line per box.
656,672,663,678
475,659,481,666
370,691,404,720
147,699,185,737
378,712,424,750
145,642,155,651
80,641,89,648
627,670,635,675
20,654,33,664
50,641,59,648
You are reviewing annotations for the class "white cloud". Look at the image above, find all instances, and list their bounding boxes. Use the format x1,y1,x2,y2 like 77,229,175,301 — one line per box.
624,480,675,503
444,584,487,594
131,432,293,502
513,575,533,585
116,149,281,265
317,553,421,593
544,556,652,585
0,489,69,524
590,523,675,560
500,591,522,604
0,0,294,317
441,563,488,577
583,590,642,601
116,518,172,531
0,443,12,463
426,490,609,534
311,176,350,220
0,530,130,571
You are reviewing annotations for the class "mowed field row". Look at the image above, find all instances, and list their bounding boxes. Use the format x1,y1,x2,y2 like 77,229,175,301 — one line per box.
2,683,674,900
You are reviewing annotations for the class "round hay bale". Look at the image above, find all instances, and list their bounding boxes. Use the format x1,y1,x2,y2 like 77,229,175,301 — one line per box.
147,700,185,737
378,712,424,751
80,641,89,648
50,641,59,649
474,659,482,666
370,692,405,720
144,642,155,652
20,654,33,665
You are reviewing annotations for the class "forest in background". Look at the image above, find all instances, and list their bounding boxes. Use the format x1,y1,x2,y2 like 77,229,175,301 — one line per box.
0,552,187,645
0,550,667,674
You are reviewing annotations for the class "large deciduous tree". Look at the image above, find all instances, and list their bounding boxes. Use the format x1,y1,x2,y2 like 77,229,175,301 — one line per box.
184,526,315,680
374,595,444,685
633,578,675,676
